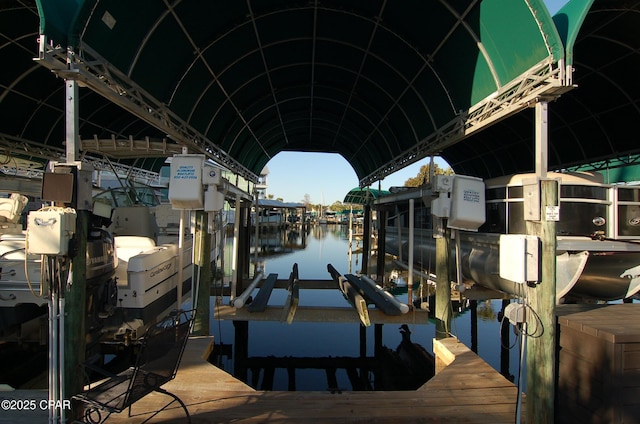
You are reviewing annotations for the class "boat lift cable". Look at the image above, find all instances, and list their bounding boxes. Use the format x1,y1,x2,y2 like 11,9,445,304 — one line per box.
515,315,527,424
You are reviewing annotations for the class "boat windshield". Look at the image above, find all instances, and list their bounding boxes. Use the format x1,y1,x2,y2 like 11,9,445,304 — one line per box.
93,182,164,208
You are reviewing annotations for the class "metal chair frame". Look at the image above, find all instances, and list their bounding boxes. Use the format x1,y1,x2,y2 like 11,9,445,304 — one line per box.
72,309,195,423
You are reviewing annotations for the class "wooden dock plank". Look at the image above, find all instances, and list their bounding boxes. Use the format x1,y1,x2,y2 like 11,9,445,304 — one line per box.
557,304,640,343
3,336,522,423
91,336,523,423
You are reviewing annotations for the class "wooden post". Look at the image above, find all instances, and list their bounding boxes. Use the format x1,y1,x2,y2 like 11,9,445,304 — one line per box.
240,202,252,283
408,199,415,308
253,190,260,274
470,299,478,353
376,208,387,282
373,323,383,390
230,195,241,301
525,178,558,422
525,101,556,422
233,320,249,383
193,210,211,336
435,227,452,339
361,205,371,275
359,325,367,358
500,299,512,380
65,209,88,397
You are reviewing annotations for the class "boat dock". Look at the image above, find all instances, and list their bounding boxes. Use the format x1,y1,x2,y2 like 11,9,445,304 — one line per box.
113,336,525,422
0,336,523,423
6,305,640,422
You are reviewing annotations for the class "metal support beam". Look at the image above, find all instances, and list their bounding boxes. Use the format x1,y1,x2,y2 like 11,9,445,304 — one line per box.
535,101,548,178
65,78,79,163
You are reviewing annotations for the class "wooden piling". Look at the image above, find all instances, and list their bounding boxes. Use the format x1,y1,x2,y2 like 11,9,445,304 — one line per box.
376,208,388,283
233,320,249,382
435,228,452,339
361,205,371,274
193,210,211,336
65,209,88,400
525,178,558,422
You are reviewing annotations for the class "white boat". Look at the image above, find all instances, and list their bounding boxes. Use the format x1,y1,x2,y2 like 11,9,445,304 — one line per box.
0,192,192,344
379,172,640,303
106,233,192,341
91,190,194,341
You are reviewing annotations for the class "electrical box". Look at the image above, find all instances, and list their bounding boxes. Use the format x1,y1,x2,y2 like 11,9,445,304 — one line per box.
504,303,526,325
499,234,540,284
204,189,225,212
27,209,77,255
168,154,204,209
433,174,454,192
43,162,94,210
431,192,451,218
202,164,222,185
448,175,485,231
431,175,454,218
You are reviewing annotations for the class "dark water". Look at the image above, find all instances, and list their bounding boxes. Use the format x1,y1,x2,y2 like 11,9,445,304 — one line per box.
209,224,522,391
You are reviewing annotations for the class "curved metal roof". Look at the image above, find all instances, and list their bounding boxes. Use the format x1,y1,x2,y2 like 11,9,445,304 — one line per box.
445,0,640,179
343,187,390,205
0,1,636,187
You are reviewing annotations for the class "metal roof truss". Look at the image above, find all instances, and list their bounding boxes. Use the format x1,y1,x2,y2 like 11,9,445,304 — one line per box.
35,36,260,184
360,58,572,187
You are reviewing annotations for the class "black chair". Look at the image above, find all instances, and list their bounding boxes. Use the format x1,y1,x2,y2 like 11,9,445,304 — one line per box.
73,309,195,423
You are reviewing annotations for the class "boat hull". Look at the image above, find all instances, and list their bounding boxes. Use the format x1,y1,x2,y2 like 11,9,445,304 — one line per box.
0,229,117,335
99,235,193,340
386,228,640,302
0,232,193,342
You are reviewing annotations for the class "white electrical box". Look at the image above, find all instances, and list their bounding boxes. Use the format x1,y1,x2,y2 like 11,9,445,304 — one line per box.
168,155,205,209
448,175,486,231
504,303,526,325
433,174,454,192
202,164,222,185
431,192,451,218
499,234,540,284
204,188,225,211
27,209,77,255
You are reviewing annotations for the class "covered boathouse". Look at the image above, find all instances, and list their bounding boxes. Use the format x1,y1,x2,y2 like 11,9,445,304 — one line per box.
1,1,639,422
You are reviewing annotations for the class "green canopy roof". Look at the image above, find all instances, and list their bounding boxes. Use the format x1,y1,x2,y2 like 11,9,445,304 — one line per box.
343,187,390,205
28,0,565,184
2,1,639,188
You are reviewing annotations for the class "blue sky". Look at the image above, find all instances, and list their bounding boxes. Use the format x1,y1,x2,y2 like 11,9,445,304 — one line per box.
263,0,569,205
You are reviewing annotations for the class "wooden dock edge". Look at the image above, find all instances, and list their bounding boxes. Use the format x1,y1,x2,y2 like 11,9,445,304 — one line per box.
433,336,470,374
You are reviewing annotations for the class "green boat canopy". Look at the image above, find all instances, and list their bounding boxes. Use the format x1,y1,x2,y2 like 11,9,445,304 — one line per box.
343,187,390,205
1,1,639,185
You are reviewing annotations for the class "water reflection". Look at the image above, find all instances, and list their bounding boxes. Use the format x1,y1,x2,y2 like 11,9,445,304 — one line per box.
211,225,520,391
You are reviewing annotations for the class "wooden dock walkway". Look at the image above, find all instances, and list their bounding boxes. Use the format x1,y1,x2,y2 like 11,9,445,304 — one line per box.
69,336,523,423
0,337,523,423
